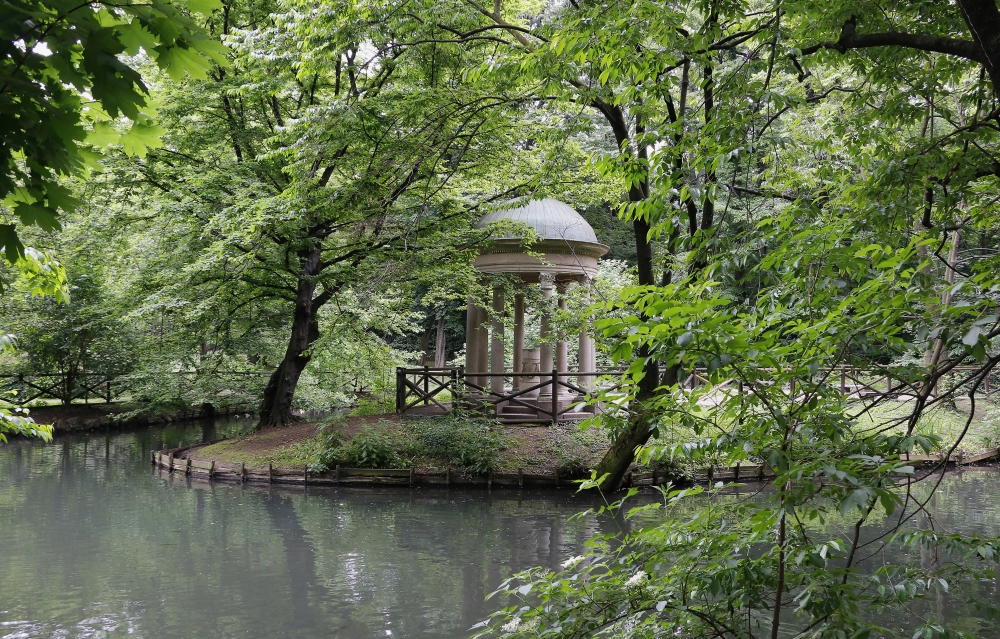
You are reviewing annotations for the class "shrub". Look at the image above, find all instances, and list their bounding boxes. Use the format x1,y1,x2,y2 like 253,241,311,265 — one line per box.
308,423,345,472
309,415,505,474
342,426,399,468
412,414,505,474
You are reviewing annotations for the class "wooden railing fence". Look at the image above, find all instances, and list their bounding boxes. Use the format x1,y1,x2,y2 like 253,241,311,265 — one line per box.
396,367,624,423
398,364,1000,422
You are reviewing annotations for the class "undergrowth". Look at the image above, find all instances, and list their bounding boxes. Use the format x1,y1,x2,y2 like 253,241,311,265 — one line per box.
310,413,507,474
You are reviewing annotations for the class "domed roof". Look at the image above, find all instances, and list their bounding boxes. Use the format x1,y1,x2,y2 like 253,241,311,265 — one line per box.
476,198,600,244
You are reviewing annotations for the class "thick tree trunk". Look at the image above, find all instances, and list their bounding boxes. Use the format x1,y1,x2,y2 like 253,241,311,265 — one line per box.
258,247,323,429
418,320,433,366
957,0,1000,91
434,315,447,367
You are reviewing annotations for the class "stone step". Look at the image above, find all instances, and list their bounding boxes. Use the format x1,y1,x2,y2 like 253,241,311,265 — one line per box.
501,405,536,415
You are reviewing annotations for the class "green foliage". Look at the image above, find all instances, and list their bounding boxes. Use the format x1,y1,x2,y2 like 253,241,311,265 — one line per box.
4,0,1000,631
0,0,224,258
311,422,399,470
0,403,51,443
310,415,506,474
458,0,1000,636
340,427,399,469
409,414,505,475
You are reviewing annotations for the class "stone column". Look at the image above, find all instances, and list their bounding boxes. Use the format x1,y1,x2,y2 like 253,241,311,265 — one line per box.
512,290,525,391
490,284,505,395
475,305,489,389
465,296,480,375
556,282,569,376
538,273,555,402
578,280,597,391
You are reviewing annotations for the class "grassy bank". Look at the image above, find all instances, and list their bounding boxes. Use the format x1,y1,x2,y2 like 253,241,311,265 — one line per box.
189,413,614,477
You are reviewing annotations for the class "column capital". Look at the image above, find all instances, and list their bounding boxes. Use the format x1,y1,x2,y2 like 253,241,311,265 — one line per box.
539,272,556,288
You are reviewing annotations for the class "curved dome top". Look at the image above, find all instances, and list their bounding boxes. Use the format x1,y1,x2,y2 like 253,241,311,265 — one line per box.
476,198,600,244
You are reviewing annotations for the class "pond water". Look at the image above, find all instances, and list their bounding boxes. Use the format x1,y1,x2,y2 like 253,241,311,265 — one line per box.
0,420,634,639
2,421,1000,638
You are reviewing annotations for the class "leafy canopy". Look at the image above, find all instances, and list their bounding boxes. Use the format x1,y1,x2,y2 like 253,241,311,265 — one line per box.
0,0,227,262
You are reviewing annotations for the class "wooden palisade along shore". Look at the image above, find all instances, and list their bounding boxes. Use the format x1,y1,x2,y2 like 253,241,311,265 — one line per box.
152,443,1000,490
152,446,585,488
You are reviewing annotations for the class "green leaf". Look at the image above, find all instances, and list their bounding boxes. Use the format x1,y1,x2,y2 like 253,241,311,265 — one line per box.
0,225,25,264
962,325,981,346
117,21,160,56
12,202,60,232
120,123,166,158
86,121,121,147
185,0,224,14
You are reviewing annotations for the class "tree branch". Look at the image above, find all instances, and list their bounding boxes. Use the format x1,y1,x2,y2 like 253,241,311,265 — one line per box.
799,17,985,64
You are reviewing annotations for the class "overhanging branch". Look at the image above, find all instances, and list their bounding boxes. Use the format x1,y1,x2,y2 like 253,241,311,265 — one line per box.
799,17,985,64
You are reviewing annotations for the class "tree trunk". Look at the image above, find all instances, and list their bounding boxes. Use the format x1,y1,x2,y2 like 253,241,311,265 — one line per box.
258,247,323,428
62,369,75,407
434,314,447,367
418,319,433,366
957,0,1000,92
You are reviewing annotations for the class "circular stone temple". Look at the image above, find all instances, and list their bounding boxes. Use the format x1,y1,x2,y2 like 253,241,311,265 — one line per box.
464,199,609,421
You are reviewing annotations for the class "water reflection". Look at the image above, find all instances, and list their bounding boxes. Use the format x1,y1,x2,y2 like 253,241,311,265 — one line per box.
0,420,615,639
5,421,998,638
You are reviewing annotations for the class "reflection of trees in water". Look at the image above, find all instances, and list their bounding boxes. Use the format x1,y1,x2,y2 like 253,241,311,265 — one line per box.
283,489,609,637
200,417,216,446
262,492,320,628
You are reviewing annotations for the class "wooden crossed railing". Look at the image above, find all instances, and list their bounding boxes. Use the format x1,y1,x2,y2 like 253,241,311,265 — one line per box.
395,367,623,423
0,372,120,405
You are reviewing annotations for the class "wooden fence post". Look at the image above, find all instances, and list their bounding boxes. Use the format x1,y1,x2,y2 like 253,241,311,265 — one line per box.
840,368,847,394
395,367,404,414
335,465,340,485
423,366,430,405
518,467,523,488
551,369,558,425
240,462,246,482
303,465,308,487
106,380,112,404
208,460,215,479
449,368,458,413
